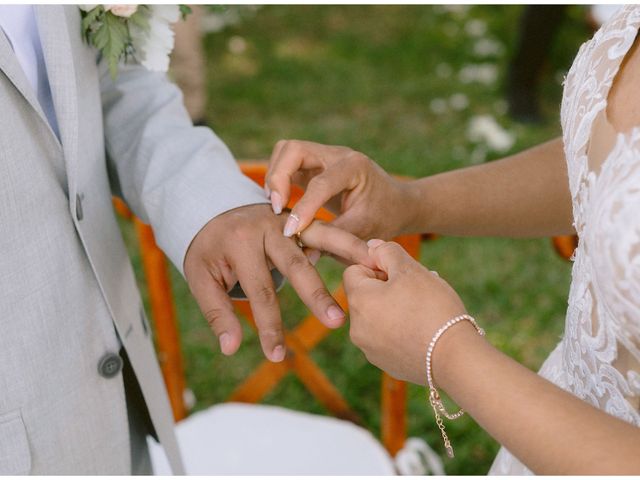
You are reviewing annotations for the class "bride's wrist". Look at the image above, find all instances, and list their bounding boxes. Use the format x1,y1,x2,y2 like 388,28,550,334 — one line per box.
430,319,490,395
396,179,427,235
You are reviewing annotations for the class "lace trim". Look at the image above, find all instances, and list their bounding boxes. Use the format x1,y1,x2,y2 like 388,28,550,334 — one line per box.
491,6,640,475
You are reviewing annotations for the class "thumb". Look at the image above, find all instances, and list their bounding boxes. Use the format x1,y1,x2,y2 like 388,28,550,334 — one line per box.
366,240,416,278
343,264,379,296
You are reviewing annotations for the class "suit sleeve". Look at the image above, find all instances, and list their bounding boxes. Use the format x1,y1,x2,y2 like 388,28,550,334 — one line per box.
99,60,268,276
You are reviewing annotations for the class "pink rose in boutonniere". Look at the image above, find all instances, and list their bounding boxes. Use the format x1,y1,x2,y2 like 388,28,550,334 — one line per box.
79,4,192,79
107,5,138,18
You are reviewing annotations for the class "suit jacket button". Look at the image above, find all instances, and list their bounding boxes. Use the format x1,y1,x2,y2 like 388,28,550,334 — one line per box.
98,352,123,379
75,193,84,221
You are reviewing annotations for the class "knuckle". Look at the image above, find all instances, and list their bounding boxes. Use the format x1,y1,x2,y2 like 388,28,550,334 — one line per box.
259,327,284,343
275,139,288,150
283,140,302,156
269,170,288,184
310,286,332,304
346,150,369,168
287,252,311,270
203,307,228,330
229,222,255,242
255,285,278,305
308,175,330,192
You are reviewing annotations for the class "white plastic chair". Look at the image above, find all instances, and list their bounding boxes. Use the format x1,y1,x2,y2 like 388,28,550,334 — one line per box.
148,402,396,475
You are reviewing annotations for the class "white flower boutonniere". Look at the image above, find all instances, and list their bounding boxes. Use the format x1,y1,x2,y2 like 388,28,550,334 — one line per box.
80,4,191,79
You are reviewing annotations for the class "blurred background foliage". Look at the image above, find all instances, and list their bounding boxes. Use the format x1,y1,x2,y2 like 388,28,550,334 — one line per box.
120,5,593,474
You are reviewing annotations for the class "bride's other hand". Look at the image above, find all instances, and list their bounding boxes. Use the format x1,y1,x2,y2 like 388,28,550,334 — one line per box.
343,239,470,385
265,140,420,240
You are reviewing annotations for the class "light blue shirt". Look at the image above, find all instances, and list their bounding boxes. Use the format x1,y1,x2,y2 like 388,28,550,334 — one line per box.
0,5,60,139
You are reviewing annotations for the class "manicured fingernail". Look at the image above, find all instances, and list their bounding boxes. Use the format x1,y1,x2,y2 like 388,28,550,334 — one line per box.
283,213,299,237
306,248,321,265
264,184,271,198
220,333,231,354
367,239,385,248
271,191,283,215
326,305,345,324
271,345,286,362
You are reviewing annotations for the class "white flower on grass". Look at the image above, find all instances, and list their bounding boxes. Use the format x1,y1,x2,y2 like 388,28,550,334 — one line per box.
473,38,503,58
106,4,138,18
130,5,180,72
450,93,469,111
228,35,247,55
458,63,498,85
467,115,514,153
440,5,470,16
464,18,487,37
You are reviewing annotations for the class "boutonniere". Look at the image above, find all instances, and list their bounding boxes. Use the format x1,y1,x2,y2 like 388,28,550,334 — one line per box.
79,4,192,79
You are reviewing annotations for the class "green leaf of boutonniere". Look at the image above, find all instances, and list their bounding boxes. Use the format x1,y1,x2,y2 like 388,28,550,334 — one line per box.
93,13,129,79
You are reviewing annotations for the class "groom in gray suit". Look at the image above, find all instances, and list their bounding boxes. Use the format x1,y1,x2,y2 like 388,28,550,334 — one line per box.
0,5,346,474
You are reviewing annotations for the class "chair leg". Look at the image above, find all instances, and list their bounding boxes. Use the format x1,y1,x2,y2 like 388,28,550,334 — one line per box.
135,219,188,421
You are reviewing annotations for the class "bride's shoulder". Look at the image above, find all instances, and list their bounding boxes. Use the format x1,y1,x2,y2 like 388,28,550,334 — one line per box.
607,32,640,134
561,7,640,138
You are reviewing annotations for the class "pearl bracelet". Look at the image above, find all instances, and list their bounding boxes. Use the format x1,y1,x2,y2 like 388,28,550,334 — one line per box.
425,313,485,458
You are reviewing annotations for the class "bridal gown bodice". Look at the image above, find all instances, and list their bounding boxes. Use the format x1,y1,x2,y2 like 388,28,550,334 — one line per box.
489,6,640,475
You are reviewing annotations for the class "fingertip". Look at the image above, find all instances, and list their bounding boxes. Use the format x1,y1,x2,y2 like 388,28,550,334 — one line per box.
270,191,283,215
219,332,240,356
325,304,346,328
283,211,301,237
270,344,286,362
367,239,385,249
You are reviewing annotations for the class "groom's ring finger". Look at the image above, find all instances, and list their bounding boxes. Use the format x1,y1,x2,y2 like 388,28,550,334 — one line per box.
300,221,376,269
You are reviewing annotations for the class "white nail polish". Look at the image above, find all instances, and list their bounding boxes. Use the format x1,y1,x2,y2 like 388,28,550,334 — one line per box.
283,214,299,237
271,191,283,215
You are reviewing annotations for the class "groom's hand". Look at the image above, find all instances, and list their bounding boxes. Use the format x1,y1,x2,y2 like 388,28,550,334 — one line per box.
183,204,371,362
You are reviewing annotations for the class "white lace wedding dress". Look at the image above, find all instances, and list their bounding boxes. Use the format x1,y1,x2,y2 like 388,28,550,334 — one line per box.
489,6,640,475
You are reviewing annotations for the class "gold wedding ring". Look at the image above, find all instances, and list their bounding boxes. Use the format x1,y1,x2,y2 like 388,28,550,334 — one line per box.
295,231,305,249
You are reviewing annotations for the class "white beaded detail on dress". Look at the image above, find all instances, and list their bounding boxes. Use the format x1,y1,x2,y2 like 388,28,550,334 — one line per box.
489,6,640,475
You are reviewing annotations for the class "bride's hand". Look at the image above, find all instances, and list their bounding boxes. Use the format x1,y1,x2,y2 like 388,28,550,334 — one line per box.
264,140,420,241
344,239,469,385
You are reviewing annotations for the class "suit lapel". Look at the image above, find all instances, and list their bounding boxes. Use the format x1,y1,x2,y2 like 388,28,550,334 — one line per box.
36,5,79,193
0,25,56,141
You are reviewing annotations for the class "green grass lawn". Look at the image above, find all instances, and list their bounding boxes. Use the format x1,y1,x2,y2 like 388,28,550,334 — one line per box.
122,5,592,474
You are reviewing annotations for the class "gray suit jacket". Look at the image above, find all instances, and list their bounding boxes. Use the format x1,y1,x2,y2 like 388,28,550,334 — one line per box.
0,5,266,474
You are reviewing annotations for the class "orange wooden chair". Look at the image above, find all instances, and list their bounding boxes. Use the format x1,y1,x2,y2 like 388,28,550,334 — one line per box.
114,162,416,462
114,162,578,473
